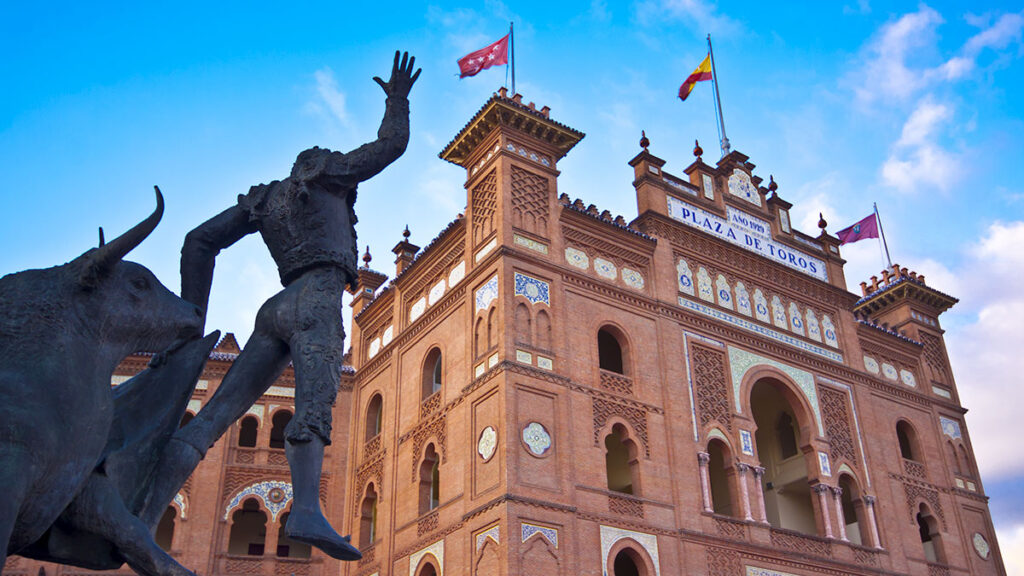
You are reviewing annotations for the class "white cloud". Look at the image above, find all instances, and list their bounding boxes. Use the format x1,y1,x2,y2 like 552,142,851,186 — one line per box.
996,522,1024,575
312,67,350,128
633,0,739,35
851,5,944,105
964,12,1024,55
880,96,960,194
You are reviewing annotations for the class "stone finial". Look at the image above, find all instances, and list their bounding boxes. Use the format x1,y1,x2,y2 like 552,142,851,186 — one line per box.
693,139,703,159
497,87,508,98
362,245,372,267
818,213,828,231
640,130,650,151
403,224,411,240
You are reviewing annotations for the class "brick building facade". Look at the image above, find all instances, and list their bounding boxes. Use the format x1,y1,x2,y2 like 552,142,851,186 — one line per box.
3,89,1005,576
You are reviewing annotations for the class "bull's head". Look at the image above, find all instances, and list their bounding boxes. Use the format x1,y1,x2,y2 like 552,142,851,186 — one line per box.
76,187,203,353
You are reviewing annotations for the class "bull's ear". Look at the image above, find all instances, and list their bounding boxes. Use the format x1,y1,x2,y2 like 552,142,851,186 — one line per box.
79,187,164,288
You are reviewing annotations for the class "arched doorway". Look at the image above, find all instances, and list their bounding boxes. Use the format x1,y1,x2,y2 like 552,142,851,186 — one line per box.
154,506,176,551
227,498,267,556
837,474,865,545
707,438,736,517
611,547,646,576
751,378,817,535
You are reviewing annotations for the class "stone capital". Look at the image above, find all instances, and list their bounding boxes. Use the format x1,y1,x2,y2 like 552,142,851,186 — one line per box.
697,451,710,465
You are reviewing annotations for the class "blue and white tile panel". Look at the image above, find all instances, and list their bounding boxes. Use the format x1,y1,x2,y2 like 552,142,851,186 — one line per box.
940,416,963,440
680,297,844,364
729,346,825,436
224,480,293,522
408,540,444,576
600,525,660,576
476,525,500,551
818,451,832,477
514,273,550,305
740,430,754,456
475,275,499,313
173,493,187,519
521,523,558,548
566,247,645,291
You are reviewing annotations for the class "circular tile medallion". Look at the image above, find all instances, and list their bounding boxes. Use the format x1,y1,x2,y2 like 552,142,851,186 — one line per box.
478,426,497,462
522,422,552,457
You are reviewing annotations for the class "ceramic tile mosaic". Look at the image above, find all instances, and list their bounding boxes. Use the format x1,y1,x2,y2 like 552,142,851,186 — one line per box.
173,493,187,518
537,356,553,370
514,273,550,305
697,267,714,302
475,237,497,263
224,480,293,521
716,274,733,310
728,346,824,435
476,524,500,551
736,282,752,316
932,386,952,399
973,533,990,559
188,399,202,416
565,247,589,270
475,363,485,378
863,356,880,374
779,209,791,233
594,257,617,280
805,309,821,342
955,478,966,489
522,422,551,456
368,338,381,359
381,326,394,347
940,416,963,439
677,259,695,296
881,363,898,381
753,289,770,323
822,315,838,348
195,379,209,391
746,567,800,576
428,278,446,306
967,481,976,491
266,386,295,398
514,234,548,254
740,430,754,456
622,267,645,290
521,523,558,548
771,296,787,329
681,297,844,364
448,261,466,287
408,540,444,576
788,302,804,336
478,426,497,462
410,297,427,323
516,349,532,364
600,525,661,576
898,369,916,387
244,404,263,423
475,275,499,312
728,169,761,207
702,173,715,199
818,451,832,477
488,352,499,368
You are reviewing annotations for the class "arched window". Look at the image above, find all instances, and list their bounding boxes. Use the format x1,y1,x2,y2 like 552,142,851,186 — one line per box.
238,415,259,448
612,548,644,576
365,394,383,441
598,327,626,374
605,424,639,495
475,317,486,358
422,348,442,399
515,303,531,346
179,412,194,429
896,421,919,461
487,308,498,350
269,411,292,449
536,310,552,350
419,444,440,514
946,441,960,476
276,511,311,558
838,474,865,545
416,562,438,576
917,506,945,563
228,499,267,556
958,445,973,478
751,379,817,536
776,412,799,460
359,484,379,549
707,439,735,516
154,506,176,552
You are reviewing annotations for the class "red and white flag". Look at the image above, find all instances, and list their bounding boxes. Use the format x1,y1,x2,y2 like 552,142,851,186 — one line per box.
836,213,880,245
458,34,509,78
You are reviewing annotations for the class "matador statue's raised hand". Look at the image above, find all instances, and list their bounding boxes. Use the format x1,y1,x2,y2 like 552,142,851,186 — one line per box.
140,51,421,561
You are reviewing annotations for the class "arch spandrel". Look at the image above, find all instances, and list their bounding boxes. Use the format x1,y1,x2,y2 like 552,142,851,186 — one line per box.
223,480,293,522
727,346,823,436
599,525,660,576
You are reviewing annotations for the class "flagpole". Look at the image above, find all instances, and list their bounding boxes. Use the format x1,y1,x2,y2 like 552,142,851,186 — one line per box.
510,22,516,95
707,34,731,157
874,202,893,268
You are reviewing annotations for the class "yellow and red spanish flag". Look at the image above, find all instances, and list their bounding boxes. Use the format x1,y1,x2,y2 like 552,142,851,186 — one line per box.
678,54,712,101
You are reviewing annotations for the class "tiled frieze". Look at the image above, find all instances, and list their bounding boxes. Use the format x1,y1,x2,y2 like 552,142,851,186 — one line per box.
514,272,550,305
564,244,647,291
224,480,293,521
677,258,695,295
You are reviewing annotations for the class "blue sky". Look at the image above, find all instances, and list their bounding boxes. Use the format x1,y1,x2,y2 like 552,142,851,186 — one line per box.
2,1,1023,569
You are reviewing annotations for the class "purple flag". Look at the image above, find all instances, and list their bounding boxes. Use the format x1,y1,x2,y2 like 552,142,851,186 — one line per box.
837,213,880,245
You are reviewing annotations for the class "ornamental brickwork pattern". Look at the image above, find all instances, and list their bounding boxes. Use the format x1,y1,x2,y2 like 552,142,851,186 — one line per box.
819,386,856,465
692,344,732,432
510,166,549,237
471,170,498,246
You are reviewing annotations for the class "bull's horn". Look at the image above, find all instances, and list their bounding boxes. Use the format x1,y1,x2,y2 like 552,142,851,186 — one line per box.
98,227,105,247
87,186,164,272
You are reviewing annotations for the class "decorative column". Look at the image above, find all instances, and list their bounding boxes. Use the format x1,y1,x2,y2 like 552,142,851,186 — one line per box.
697,452,713,513
831,486,848,541
751,466,768,523
736,463,754,521
813,484,834,539
863,495,882,549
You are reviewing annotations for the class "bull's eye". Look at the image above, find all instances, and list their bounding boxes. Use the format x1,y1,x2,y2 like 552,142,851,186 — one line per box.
131,276,151,291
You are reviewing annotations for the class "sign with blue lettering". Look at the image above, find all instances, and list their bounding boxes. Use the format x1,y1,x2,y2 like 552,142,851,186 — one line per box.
666,197,828,281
